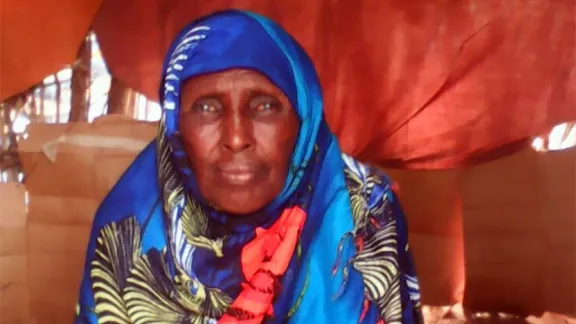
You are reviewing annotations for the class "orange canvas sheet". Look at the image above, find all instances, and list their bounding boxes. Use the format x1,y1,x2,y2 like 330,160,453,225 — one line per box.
1,0,574,170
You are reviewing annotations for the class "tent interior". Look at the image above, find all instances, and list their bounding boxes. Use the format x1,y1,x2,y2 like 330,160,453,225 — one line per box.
0,1,575,323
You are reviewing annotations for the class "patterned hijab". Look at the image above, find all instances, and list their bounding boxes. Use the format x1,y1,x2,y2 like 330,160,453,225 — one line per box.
76,10,422,324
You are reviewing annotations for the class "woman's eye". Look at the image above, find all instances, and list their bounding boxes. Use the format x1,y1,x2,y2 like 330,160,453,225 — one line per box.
256,102,273,112
253,100,281,114
193,103,219,114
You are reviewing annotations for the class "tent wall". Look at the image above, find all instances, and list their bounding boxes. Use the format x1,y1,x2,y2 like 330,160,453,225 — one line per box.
389,148,576,315
0,184,28,323
460,148,575,315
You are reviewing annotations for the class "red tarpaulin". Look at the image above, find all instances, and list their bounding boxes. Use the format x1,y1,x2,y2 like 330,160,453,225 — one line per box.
0,0,102,99
0,0,574,168
91,0,576,169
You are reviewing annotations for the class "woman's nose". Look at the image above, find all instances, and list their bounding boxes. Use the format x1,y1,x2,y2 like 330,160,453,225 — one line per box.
222,113,252,153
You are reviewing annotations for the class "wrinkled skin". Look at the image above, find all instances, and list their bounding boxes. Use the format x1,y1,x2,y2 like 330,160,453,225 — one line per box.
179,69,300,215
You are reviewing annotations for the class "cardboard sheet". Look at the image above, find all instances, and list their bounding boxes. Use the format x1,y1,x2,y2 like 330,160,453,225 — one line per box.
461,149,576,316
0,184,29,323
19,116,156,323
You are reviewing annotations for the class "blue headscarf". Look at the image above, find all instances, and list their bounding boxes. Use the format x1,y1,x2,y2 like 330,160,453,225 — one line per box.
75,10,422,324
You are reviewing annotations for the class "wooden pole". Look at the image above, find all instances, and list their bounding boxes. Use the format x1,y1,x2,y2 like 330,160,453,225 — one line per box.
106,78,136,118
69,34,92,122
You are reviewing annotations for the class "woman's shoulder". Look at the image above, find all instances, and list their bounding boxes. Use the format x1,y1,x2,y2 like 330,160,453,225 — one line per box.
340,153,397,222
341,153,394,194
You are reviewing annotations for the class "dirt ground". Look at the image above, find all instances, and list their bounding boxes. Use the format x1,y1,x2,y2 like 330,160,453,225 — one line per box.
423,305,576,324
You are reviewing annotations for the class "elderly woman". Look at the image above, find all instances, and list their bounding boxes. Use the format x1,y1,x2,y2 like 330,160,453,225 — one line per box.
75,10,422,324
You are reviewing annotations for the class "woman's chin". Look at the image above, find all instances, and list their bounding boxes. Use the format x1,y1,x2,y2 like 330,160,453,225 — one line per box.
213,200,265,216
206,191,269,215
200,181,282,216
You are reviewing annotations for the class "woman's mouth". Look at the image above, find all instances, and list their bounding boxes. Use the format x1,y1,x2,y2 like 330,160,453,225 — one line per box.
217,165,258,185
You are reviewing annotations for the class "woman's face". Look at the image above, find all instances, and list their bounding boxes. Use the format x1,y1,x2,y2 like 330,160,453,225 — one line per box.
179,69,300,215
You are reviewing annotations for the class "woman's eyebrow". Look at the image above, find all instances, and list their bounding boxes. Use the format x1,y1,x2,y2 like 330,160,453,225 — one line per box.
191,92,222,100
246,88,281,99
